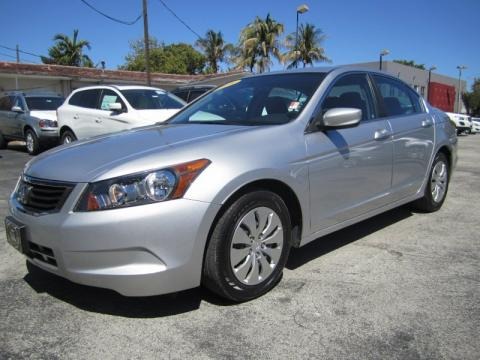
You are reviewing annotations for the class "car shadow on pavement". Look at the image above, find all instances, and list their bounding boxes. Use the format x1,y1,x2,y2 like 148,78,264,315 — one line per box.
22,206,413,317
286,206,413,270
23,261,234,318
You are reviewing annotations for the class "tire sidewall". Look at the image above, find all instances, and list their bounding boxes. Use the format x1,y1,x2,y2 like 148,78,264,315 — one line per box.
61,131,76,144
211,191,291,301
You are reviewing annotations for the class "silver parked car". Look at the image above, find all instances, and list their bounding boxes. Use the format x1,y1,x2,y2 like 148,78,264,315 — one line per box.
5,67,457,301
0,92,64,154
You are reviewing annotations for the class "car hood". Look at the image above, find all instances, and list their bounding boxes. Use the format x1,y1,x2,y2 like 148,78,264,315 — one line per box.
29,110,57,121
135,109,181,124
25,124,247,182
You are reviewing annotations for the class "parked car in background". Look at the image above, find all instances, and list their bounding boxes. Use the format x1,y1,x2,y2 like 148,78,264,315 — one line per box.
6,67,457,302
57,85,186,144
471,117,480,134
171,84,216,103
0,92,64,154
446,112,472,135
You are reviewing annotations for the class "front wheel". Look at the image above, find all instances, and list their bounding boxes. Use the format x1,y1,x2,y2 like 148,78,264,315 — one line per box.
412,152,450,212
61,130,77,145
203,190,292,302
25,129,41,155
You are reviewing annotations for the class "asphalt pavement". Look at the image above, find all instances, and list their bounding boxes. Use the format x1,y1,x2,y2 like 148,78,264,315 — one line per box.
0,137,478,360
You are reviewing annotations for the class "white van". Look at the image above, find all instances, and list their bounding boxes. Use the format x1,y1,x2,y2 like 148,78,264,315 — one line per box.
57,85,186,143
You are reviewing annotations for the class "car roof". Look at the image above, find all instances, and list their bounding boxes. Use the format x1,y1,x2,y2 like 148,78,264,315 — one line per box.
71,85,168,92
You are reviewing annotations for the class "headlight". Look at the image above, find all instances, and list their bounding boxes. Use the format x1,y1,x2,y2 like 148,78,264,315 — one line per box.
75,159,210,211
39,119,58,128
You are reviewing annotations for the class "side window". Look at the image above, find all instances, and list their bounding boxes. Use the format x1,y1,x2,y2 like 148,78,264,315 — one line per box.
68,92,83,106
321,73,375,121
69,89,100,109
13,97,24,110
0,96,13,111
372,75,422,117
99,89,125,110
172,91,188,102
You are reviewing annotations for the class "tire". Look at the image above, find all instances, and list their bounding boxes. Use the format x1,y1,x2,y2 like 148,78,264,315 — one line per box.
0,132,7,149
203,190,292,302
25,129,41,155
412,152,450,212
61,130,77,145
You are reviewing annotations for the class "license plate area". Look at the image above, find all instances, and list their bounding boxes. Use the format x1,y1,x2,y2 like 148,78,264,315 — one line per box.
5,216,28,254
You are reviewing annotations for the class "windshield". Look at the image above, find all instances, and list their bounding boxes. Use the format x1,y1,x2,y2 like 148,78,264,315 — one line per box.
168,73,326,126
25,97,64,110
121,89,186,110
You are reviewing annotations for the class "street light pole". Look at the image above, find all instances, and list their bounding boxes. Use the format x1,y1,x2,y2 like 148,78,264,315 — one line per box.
295,4,309,69
456,65,467,113
427,66,436,103
379,49,389,71
142,0,151,86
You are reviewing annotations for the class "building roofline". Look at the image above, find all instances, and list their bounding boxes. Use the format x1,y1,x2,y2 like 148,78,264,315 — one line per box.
0,61,247,85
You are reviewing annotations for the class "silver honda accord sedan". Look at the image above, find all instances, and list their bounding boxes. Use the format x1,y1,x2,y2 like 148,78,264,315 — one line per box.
5,67,457,301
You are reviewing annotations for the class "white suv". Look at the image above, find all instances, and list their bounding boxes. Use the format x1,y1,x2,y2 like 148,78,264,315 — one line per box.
445,112,472,135
471,117,480,134
57,85,186,143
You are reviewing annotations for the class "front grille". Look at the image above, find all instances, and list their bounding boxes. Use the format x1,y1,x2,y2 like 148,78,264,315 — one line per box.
27,241,57,267
16,176,75,214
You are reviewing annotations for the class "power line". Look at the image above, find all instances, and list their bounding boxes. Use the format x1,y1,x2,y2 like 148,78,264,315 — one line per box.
0,44,43,58
0,51,17,60
157,0,202,39
80,0,142,25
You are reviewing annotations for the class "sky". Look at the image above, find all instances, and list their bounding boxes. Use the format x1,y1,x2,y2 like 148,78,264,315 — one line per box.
0,0,478,88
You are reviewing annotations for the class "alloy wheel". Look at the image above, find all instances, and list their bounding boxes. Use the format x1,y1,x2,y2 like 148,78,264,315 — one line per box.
431,160,448,203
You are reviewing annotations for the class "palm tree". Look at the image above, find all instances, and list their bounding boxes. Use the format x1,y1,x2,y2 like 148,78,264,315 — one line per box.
283,23,330,69
196,30,233,73
41,29,93,67
236,14,284,73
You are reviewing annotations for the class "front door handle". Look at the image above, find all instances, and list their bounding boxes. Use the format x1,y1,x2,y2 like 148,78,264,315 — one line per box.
73,115,79,120
421,118,433,128
374,129,390,140
95,118,102,123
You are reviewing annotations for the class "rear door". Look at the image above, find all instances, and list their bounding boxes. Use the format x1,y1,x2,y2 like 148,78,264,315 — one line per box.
69,89,102,139
306,72,394,231
9,96,26,137
371,74,434,200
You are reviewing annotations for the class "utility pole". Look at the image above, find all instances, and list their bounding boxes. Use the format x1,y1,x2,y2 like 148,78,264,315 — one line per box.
15,44,19,90
456,65,467,113
142,0,151,86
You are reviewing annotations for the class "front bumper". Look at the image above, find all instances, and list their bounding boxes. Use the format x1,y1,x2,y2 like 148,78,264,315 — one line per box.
8,185,220,296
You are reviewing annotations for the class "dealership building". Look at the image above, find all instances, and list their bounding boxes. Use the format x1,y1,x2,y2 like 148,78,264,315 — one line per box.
352,61,467,113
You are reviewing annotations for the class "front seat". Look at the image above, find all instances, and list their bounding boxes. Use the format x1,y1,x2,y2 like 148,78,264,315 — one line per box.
339,92,367,120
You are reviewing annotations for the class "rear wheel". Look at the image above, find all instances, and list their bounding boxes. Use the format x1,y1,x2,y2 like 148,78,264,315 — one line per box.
412,152,450,212
203,190,292,302
61,130,76,144
25,129,41,155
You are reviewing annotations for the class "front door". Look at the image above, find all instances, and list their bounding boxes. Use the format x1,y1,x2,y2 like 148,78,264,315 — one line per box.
306,73,394,232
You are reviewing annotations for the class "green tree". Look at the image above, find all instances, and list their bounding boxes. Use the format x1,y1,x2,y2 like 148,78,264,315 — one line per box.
393,59,426,70
236,14,284,73
283,23,330,69
121,38,205,75
196,30,233,73
463,78,480,116
41,29,93,67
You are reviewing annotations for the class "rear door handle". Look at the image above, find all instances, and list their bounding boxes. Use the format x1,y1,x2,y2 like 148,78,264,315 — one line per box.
95,118,102,123
422,119,433,128
73,115,79,120
374,129,390,140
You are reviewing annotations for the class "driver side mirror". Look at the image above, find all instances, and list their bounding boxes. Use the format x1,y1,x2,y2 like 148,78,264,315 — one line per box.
311,108,362,131
11,106,24,113
108,102,124,113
